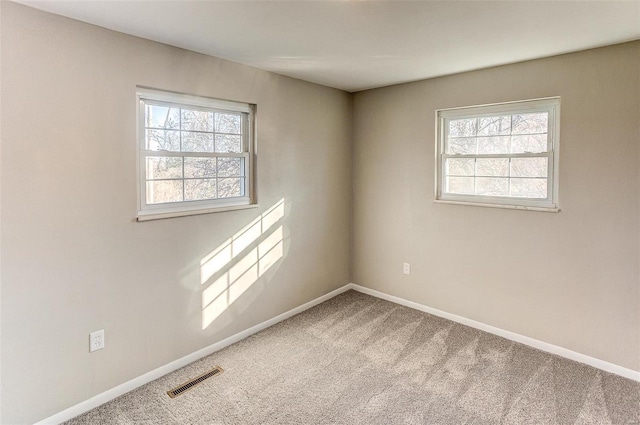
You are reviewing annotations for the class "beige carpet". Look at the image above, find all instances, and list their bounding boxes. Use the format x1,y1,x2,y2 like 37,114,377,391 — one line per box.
66,290,640,424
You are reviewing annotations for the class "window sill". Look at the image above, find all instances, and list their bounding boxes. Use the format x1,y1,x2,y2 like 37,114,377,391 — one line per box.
434,199,559,213
137,202,258,221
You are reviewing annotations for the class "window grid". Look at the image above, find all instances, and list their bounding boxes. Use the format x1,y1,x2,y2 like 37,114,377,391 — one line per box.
443,157,549,198
137,88,256,220
436,98,559,211
142,103,247,205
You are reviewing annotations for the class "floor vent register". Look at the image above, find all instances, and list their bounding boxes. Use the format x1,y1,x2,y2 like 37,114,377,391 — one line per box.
167,366,224,398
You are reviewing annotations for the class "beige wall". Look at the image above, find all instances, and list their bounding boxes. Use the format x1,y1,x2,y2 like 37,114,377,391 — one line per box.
0,3,352,423
352,42,640,372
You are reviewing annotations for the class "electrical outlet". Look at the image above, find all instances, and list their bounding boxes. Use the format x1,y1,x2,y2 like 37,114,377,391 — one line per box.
89,330,105,352
403,263,411,275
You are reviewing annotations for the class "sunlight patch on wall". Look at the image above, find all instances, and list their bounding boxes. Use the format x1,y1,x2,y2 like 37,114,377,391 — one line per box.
201,199,285,329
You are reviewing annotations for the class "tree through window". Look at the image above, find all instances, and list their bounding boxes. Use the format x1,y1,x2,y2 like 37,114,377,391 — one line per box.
436,98,560,211
137,88,256,220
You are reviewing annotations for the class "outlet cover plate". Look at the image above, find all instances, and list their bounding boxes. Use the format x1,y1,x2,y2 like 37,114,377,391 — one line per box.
90,329,105,352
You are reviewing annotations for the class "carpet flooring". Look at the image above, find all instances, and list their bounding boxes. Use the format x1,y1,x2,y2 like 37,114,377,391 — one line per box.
66,290,640,424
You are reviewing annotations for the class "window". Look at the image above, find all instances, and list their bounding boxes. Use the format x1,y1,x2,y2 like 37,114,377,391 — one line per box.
137,88,256,221
435,97,560,211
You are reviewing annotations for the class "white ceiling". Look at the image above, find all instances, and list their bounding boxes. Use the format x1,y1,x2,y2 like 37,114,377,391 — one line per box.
14,1,640,92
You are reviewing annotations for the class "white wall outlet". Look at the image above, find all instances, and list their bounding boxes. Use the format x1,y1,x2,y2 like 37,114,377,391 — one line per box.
89,329,105,352
403,263,411,275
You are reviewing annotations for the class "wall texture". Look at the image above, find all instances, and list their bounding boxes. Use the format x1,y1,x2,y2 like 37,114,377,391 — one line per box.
352,42,640,372
0,3,352,423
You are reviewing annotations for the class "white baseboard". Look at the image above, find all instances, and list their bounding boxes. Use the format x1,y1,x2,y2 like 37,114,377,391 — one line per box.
35,281,639,424
347,283,640,383
34,284,352,425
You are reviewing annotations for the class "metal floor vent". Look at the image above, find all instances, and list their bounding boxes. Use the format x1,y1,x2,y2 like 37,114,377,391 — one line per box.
167,366,224,398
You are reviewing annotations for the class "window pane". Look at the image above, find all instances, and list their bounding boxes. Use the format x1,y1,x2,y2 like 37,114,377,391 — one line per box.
511,157,548,178
146,180,183,204
146,157,182,180
446,158,474,176
476,177,508,196
510,178,547,198
447,137,476,154
477,116,510,136
182,132,214,152
437,99,558,208
218,178,243,198
446,176,474,194
477,136,510,154
185,179,217,201
512,113,548,134
145,105,179,129
449,119,476,137
215,113,241,134
138,91,254,217
476,158,509,176
217,158,243,177
181,109,212,132
146,129,180,151
511,134,548,153
215,134,242,153
184,157,216,178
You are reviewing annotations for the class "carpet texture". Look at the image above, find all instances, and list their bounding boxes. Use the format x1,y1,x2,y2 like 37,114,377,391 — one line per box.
66,290,640,424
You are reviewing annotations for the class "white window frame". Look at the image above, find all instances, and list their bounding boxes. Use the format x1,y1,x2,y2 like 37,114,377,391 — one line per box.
435,97,560,212
136,88,257,221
